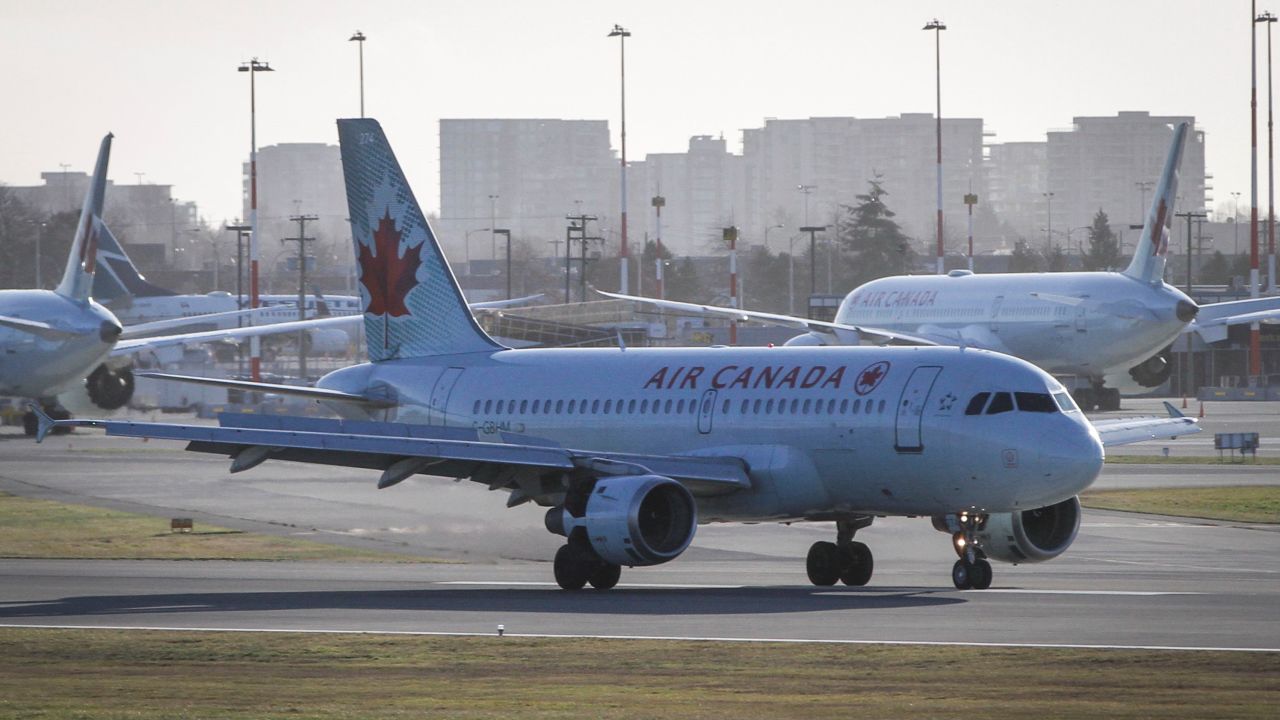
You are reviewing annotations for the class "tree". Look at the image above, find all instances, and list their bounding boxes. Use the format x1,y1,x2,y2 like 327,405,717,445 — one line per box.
1008,239,1044,273
1046,245,1068,272
665,256,703,303
1082,209,1121,271
837,176,916,285
1199,250,1231,285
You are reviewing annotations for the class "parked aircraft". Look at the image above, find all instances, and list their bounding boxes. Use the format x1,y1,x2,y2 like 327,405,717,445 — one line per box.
37,119,1199,591
603,122,1280,411
0,133,358,433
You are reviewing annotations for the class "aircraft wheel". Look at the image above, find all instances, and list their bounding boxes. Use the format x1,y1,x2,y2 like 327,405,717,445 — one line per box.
951,559,972,590
1100,388,1121,411
970,559,993,590
1073,388,1096,412
806,541,842,586
22,412,38,437
553,544,591,591
588,562,622,590
840,541,874,586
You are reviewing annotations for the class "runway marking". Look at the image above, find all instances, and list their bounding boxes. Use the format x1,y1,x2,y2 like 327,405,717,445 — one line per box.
1,623,1276,654
973,589,1200,596
437,581,746,589
1075,555,1280,574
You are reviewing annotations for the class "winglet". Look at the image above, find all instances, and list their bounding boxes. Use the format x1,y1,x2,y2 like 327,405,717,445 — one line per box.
55,133,113,301
1162,400,1186,419
24,403,103,442
1122,123,1189,285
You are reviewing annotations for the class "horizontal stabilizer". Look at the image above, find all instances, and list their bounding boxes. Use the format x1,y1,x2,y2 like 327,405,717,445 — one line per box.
0,314,92,340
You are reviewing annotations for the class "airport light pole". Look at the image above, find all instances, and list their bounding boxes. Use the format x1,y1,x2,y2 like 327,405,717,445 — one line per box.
787,234,797,316
1261,11,1279,291
1177,211,1207,294
239,57,273,382
1232,190,1243,256
923,18,946,274
609,24,631,294
227,222,251,377
349,31,367,117
488,194,499,261
800,225,827,313
964,190,977,271
1251,0,1263,379
1042,191,1055,255
464,227,490,275
652,195,665,299
494,228,512,299
282,213,317,379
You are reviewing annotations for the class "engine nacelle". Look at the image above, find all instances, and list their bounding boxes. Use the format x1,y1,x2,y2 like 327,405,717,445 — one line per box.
782,332,831,347
552,475,697,567
974,496,1081,564
85,364,135,411
1128,346,1173,388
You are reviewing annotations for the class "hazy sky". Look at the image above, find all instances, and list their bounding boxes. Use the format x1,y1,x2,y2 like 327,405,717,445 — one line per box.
0,0,1264,227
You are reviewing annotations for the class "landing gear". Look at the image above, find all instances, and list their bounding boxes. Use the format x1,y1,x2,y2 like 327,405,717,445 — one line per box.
806,516,874,587
553,542,621,591
1071,383,1120,412
949,512,993,590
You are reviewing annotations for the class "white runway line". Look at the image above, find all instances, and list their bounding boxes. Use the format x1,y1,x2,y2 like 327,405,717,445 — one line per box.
437,581,746,589
0,623,1275,654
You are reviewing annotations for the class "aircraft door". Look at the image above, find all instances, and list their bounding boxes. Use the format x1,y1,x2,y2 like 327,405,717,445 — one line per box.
1074,305,1087,333
427,367,464,426
697,389,717,434
989,295,1004,333
894,366,942,453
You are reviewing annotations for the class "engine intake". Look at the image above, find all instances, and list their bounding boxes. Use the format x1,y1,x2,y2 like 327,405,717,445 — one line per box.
85,364,135,411
974,496,1081,564
554,475,697,567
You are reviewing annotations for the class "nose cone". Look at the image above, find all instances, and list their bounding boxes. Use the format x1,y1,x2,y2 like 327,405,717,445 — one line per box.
1176,299,1199,323
98,320,123,344
1039,421,1105,501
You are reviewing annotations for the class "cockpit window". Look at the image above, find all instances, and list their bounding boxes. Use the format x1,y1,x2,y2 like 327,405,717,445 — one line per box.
1053,391,1079,413
964,392,990,416
1015,392,1058,413
985,392,1014,415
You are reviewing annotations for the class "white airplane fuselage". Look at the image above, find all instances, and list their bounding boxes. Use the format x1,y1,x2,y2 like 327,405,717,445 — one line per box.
837,271,1195,382
0,290,119,398
319,345,1104,521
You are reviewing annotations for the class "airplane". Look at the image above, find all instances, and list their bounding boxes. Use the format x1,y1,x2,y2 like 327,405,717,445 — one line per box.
0,133,363,434
34,118,1199,592
601,122,1280,412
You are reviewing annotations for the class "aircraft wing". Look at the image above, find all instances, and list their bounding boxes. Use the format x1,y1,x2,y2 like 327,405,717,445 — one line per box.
594,289,937,346
1187,296,1280,331
111,315,361,356
118,305,295,340
1090,401,1200,447
0,314,91,340
470,294,544,310
135,372,392,408
31,410,751,499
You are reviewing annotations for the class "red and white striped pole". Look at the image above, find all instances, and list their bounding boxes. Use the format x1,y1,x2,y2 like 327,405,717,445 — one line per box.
1251,4,1263,379
726,226,738,346
239,58,273,382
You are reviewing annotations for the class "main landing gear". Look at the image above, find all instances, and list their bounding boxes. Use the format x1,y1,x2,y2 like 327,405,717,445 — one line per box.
950,513,992,590
806,516,874,587
552,540,622,591
1072,382,1120,412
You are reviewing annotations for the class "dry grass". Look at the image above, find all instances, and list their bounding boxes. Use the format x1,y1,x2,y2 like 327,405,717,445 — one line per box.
0,629,1275,719
1082,485,1280,523
0,491,428,562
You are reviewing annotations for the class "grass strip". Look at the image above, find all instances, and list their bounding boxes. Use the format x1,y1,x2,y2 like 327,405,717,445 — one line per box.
1104,454,1278,465
1081,485,1280,523
0,629,1275,719
0,491,428,562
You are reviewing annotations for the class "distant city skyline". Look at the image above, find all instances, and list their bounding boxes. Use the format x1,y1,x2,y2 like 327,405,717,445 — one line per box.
0,1,1265,230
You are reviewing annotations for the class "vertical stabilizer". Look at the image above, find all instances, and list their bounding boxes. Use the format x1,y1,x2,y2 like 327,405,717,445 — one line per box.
337,118,501,361
1123,122,1189,284
55,133,112,300
92,220,177,302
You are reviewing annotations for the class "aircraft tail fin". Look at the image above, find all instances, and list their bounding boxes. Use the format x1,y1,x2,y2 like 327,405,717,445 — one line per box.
337,118,502,361
55,133,112,301
92,219,178,302
1122,122,1189,284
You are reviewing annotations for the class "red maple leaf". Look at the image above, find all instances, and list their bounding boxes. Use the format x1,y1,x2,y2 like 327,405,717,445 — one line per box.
855,361,889,395
358,209,422,317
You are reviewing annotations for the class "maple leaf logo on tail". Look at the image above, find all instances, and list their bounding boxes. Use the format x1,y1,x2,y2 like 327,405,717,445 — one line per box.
358,208,423,348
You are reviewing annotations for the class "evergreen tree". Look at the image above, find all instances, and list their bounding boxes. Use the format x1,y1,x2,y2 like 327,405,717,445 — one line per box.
1008,239,1044,272
837,176,917,285
1083,209,1121,271
1199,250,1231,285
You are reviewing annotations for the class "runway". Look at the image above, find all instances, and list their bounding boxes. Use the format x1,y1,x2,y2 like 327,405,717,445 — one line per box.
1,404,1278,651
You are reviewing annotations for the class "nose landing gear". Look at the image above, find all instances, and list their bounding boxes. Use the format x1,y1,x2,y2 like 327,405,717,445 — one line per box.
806,516,875,587
950,513,992,590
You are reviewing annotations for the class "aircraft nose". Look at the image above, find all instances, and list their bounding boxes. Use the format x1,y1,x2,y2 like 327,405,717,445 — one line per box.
1176,299,1199,323
1041,421,1105,497
99,320,123,343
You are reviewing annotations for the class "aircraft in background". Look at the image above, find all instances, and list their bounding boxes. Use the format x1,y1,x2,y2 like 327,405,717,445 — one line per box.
603,122,1280,411
39,119,1199,592
0,133,359,434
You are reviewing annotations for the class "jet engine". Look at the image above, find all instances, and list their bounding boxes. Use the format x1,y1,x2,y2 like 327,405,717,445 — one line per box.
548,474,697,566
85,363,135,410
1128,346,1174,388
783,332,831,347
934,496,1081,564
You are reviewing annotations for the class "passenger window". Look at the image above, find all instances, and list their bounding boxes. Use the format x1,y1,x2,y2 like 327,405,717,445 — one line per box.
675,399,684,414
520,400,528,414
865,400,872,414
532,400,541,414
484,399,493,413
665,399,673,413
1015,392,1057,413
790,399,799,414
986,392,1014,415
753,399,762,414
965,392,991,416
628,399,637,414
827,399,836,414
640,399,648,414
603,399,612,414
839,399,848,413
802,399,811,414
555,400,564,414
567,400,576,414
878,399,885,413
722,399,730,414
766,398,775,413
740,399,749,414
591,399,599,413
473,400,481,415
